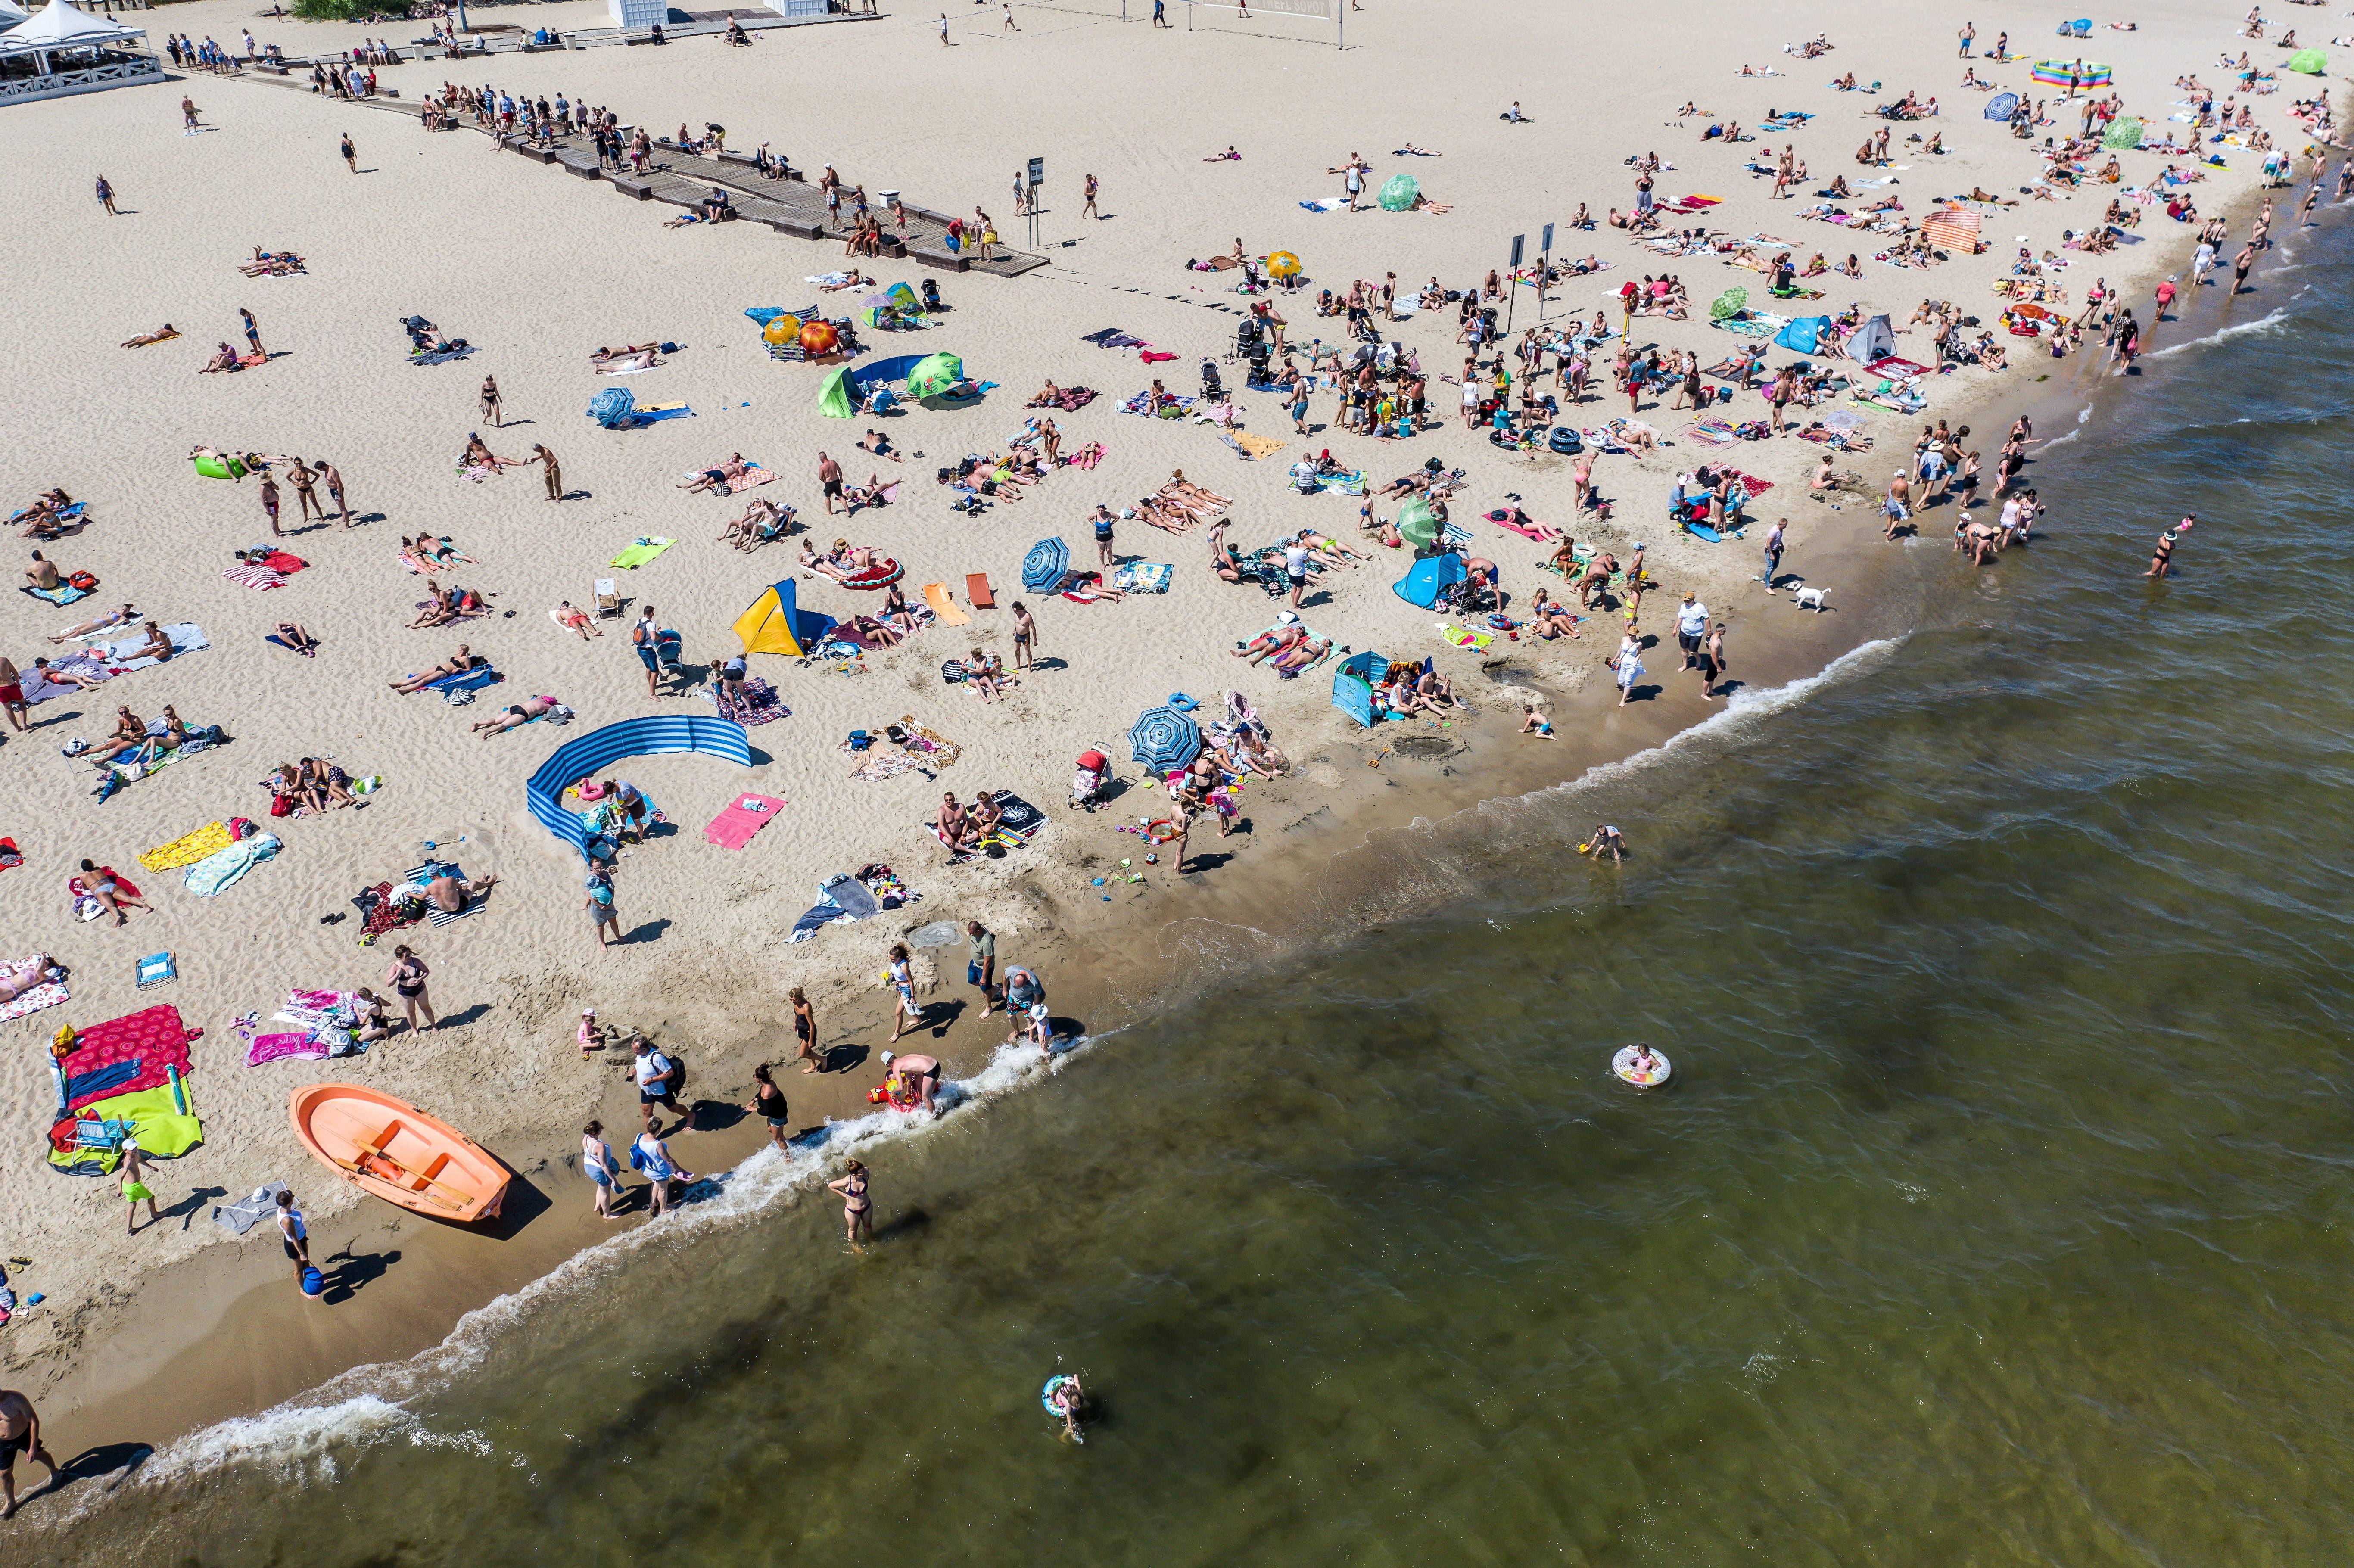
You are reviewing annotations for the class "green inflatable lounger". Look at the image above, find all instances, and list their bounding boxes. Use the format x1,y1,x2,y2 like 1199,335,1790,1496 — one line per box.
192,452,248,480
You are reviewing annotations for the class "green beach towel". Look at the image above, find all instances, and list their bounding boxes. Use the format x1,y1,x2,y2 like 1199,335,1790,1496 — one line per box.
610,537,676,570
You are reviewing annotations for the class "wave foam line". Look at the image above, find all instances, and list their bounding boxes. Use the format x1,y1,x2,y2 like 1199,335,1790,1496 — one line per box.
125,1032,1117,1492
2143,307,2288,360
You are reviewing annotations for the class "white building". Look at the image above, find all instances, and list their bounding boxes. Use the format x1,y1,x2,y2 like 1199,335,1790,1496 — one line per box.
0,0,162,107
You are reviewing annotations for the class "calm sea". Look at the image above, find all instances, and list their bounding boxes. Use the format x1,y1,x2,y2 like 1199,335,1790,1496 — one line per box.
31,207,2354,1568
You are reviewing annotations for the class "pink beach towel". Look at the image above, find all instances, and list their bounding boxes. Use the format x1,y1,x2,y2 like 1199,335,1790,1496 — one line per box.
247,1032,327,1066
705,792,787,849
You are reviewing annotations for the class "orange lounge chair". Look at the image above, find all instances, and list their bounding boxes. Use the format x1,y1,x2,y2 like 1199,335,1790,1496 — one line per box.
965,572,995,609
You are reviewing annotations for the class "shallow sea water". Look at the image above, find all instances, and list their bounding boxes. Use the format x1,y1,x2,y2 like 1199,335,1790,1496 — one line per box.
33,215,2354,1568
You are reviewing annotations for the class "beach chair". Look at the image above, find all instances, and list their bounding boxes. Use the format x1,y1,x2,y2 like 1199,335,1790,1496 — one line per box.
965,572,996,610
594,579,621,618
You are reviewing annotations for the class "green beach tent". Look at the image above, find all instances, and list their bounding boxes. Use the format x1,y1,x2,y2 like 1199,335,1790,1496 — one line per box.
2287,47,2326,74
906,352,965,399
1377,174,1420,212
2101,117,2144,149
815,364,858,419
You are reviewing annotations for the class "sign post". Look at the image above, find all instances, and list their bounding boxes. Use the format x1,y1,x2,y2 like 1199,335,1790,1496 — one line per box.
1504,232,1524,337
1538,221,1554,319
1026,156,1044,255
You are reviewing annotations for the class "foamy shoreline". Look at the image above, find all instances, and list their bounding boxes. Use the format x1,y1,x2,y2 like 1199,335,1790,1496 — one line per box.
0,0,2317,1500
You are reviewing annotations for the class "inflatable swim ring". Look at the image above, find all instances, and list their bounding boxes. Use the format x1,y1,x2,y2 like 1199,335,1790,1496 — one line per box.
1548,426,1584,454
1145,819,1182,844
1611,1045,1672,1088
840,557,904,590
1041,1375,1078,1418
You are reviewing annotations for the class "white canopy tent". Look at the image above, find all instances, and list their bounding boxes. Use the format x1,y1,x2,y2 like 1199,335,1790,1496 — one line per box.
0,0,31,32
0,0,143,52
0,0,156,104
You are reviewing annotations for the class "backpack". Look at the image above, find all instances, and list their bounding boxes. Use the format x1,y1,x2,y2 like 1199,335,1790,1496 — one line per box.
627,1141,648,1171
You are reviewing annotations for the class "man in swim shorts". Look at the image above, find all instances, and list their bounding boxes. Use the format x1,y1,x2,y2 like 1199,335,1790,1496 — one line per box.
0,1390,58,1518
818,451,845,514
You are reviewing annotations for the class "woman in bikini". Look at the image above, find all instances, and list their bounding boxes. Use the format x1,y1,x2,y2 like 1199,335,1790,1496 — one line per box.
790,986,821,1073
827,1158,872,1246
388,945,434,1032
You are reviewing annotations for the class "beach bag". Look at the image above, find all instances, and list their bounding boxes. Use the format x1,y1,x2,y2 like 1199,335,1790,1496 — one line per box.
66,572,98,592
268,793,295,818
627,1141,648,1171
301,1266,325,1297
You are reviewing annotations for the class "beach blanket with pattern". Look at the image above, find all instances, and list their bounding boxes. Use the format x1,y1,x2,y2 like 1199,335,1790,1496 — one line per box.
139,821,234,872
0,955,67,1024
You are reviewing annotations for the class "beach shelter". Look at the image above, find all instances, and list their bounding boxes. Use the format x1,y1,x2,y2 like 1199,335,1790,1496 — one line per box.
732,579,836,658
1921,207,1982,252
814,352,928,418
1845,313,1896,364
1395,497,1441,551
1020,537,1070,592
1127,705,1202,772
2030,58,2111,87
6,0,140,47
1377,174,1420,212
906,352,965,400
1332,650,1388,728
1774,315,1832,354
1392,551,1465,609
0,0,27,28
1709,286,1749,321
2288,48,2326,74
2101,117,2145,149
1985,90,2021,120
526,716,753,861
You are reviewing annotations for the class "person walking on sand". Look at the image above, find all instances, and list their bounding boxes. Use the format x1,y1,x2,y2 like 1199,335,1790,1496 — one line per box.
747,1062,791,1153
633,1126,691,1216
532,443,562,501
1761,516,1786,588
94,174,118,215
276,1189,314,1294
582,1120,623,1219
181,95,200,132
0,658,27,734
938,12,949,43
0,1391,60,1519
340,131,357,172
259,472,283,537
885,943,922,1042
1701,619,1728,699
1003,4,1017,31
1084,172,1100,220
388,945,435,1031
1153,0,1168,23
1883,470,1912,540
479,374,503,427
828,1158,873,1247
1612,625,1645,706
818,451,844,514
789,985,821,1073
588,873,621,947
631,1033,684,1132
120,1140,162,1234
1675,593,1709,670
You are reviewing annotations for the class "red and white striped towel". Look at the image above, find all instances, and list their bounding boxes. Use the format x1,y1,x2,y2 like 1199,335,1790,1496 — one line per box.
223,564,286,591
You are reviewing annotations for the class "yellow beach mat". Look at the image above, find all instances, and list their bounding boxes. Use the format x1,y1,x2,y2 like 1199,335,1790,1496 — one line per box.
920,583,970,626
1231,430,1286,460
138,820,232,872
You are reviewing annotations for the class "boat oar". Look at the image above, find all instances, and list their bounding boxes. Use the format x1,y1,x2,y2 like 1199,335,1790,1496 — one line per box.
355,1146,479,1207
330,1153,464,1211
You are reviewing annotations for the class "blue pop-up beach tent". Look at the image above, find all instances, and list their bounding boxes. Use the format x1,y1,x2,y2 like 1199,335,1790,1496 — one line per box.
1392,551,1465,609
1774,315,1833,354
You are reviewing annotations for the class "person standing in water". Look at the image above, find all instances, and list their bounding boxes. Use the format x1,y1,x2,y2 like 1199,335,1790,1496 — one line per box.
581,1120,623,1219
0,1391,60,1519
2144,527,2178,579
828,1158,873,1246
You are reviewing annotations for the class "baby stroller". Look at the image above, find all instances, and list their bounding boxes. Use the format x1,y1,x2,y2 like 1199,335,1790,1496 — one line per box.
1201,359,1226,400
920,278,944,312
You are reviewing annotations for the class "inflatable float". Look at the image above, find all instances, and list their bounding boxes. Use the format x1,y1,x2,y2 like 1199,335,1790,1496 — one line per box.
1042,1375,1079,1417
1611,1045,1672,1088
840,557,904,590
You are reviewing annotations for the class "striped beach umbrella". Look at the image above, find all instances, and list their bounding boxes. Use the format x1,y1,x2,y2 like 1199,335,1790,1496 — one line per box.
1127,705,1202,772
1021,537,1070,592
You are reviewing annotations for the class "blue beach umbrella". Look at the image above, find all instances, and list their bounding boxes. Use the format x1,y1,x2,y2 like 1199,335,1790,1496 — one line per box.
587,387,635,429
1021,537,1070,592
1127,705,1202,772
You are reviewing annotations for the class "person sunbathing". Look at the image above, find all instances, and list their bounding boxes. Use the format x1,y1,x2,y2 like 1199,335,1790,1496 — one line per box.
678,454,750,494
1269,635,1332,675
0,957,62,1003
857,427,902,462
121,324,179,348
1204,146,1242,162
554,600,602,639
473,695,557,736
461,434,518,471
590,342,660,365
1026,380,1065,408
800,539,856,582
1234,624,1305,666
389,646,473,692
48,602,137,644
425,870,497,910
90,707,151,763
1528,589,1581,639
408,587,464,629
296,756,355,809
122,621,174,663
422,536,475,566
271,621,319,656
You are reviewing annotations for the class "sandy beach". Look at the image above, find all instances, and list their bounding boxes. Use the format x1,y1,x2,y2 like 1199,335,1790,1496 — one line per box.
0,0,2327,1488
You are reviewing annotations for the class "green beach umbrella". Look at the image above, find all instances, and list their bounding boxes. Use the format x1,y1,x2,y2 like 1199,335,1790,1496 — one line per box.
1377,173,1420,212
1710,286,1749,320
2101,117,2144,149
906,352,965,399
2287,47,2326,74
1396,497,1439,550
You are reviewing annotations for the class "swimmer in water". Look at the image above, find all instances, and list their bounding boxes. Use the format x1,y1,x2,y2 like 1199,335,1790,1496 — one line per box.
1049,1373,1087,1441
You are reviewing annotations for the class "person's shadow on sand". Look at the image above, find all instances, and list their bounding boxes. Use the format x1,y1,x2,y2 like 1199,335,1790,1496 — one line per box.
19,1440,152,1514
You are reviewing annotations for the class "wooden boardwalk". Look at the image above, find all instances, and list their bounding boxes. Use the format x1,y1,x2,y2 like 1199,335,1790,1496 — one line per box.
240,40,1043,279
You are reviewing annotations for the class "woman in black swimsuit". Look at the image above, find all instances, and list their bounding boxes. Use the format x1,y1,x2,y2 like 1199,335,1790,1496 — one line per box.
745,1063,791,1153
790,986,820,1073
388,945,435,1032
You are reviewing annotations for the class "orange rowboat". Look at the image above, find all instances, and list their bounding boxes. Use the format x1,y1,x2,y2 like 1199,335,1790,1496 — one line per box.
288,1085,510,1223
